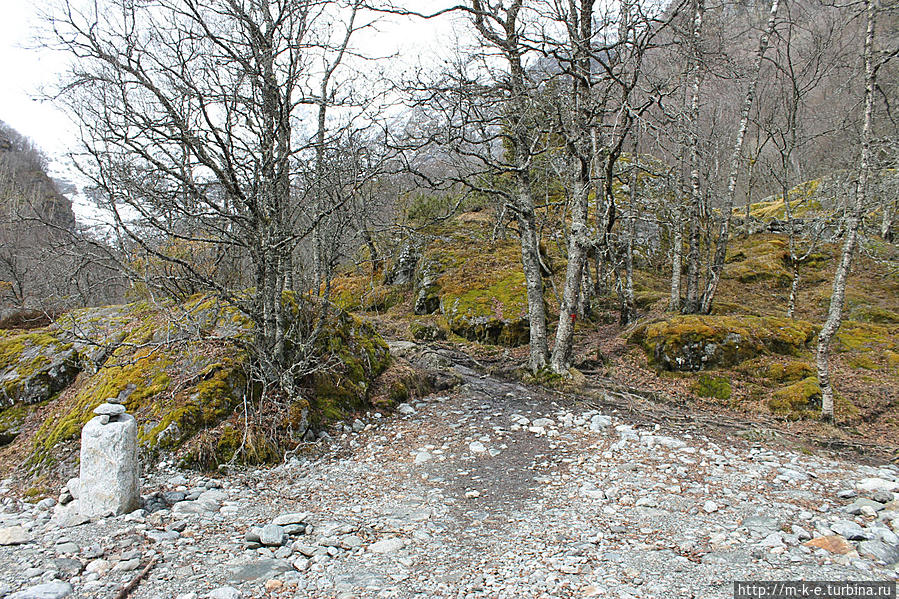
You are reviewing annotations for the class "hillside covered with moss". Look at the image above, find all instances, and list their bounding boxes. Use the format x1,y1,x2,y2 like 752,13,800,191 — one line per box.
0,295,413,491
328,200,899,452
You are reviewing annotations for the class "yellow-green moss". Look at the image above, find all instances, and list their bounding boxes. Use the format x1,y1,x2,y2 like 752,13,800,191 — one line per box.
848,355,879,370
850,306,899,325
743,179,823,220
763,360,815,383
329,273,402,312
887,351,899,370
768,377,821,419
630,314,817,371
724,236,792,286
692,375,732,400
409,321,448,342
309,311,391,424
836,322,896,353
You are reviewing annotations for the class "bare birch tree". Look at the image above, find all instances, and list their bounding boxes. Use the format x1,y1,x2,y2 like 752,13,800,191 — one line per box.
816,0,878,422
46,0,375,390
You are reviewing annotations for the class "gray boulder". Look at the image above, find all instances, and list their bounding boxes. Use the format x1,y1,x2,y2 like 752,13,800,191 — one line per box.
79,413,140,518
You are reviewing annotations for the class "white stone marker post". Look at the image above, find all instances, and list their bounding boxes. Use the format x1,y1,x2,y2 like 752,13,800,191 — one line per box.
78,402,140,518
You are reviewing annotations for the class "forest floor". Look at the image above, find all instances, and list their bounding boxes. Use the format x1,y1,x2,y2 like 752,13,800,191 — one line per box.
1,347,897,599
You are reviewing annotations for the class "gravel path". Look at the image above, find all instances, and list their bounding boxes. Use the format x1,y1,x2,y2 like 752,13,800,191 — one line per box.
1,360,897,599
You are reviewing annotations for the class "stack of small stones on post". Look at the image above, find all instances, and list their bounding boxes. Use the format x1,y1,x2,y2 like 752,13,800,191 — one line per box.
77,396,140,519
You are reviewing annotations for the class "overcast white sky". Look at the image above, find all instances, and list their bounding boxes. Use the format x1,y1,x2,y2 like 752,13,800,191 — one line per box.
0,1,74,155
0,1,464,160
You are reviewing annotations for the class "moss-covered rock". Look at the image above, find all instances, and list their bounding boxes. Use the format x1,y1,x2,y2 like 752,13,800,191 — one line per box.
330,273,402,313
630,315,817,372
849,306,899,325
724,236,793,287
0,330,79,408
409,321,448,342
768,377,822,418
691,374,732,400
427,236,534,346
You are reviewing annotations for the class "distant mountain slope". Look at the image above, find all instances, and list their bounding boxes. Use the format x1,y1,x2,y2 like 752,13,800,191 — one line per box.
0,122,75,231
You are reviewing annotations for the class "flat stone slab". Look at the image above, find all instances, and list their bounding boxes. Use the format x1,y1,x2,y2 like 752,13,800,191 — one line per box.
8,582,73,599
93,403,126,416
272,512,310,526
368,538,405,554
740,516,780,536
845,498,886,515
830,519,870,541
227,559,292,583
0,526,30,546
858,540,899,564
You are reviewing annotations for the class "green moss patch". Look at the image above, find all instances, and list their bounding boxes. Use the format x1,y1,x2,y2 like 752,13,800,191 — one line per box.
692,375,732,400
330,273,403,313
743,179,823,221
11,294,394,476
724,236,792,286
768,377,822,419
835,322,897,353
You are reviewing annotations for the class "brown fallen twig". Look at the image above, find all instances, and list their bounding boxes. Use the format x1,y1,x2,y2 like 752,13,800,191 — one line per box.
114,556,158,599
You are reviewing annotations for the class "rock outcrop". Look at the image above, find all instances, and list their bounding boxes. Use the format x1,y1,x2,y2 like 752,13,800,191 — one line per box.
629,315,818,372
0,295,393,482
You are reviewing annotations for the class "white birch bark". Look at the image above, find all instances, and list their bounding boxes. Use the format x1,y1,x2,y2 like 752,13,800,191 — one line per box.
816,0,877,422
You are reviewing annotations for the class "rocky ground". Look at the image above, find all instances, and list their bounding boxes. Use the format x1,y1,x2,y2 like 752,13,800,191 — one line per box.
1,357,898,599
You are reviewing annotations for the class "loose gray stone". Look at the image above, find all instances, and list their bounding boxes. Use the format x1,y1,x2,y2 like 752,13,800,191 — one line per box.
858,540,899,564
469,441,487,454
741,516,780,536
92,403,126,417
845,498,886,515
207,587,242,599
341,535,363,549
79,414,140,518
830,520,870,541
369,538,405,554
8,582,73,599
244,528,261,543
396,403,416,415
114,558,141,571
272,512,310,526
52,558,83,576
36,497,56,510
873,491,894,504
702,501,719,513
260,524,286,547
65,479,80,500
0,526,30,545
55,542,79,554
227,559,292,583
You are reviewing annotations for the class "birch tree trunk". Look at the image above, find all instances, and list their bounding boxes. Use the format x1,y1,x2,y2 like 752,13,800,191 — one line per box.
682,0,704,314
816,0,877,423
698,0,780,314
668,200,684,311
550,0,595,373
